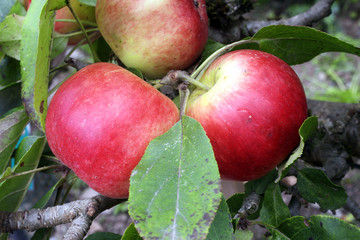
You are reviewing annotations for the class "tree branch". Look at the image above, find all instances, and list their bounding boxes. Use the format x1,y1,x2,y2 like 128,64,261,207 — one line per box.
245,0,335,35
209,0,336,43
0,195,124,239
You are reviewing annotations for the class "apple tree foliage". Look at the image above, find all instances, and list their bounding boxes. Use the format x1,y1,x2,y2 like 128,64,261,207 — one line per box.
0,0,360,239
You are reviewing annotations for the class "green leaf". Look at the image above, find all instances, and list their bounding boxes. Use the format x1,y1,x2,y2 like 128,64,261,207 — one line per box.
206,194,234,240
31,177,66,209
8,1,27,16
0,167,12,180
226,171,278,221
78,0,96,7
51,34,68,59
129,116,221,240
292,215,360,240
47,0,67,11
275,116,318,182
0,135,46,211
93,36,112,62
234,230,253,240
226,193,245,218
268,230,290,240
297,168,347,210
31,228,51,240
201,27,360,75
201,39,225,63
20,0,55,131
276,216,307,239
0,107,28,173
0,14,23,60
0,82,22,117
0,56,20,87
86,232,122,240
127,68,144,80
121,223,142,240
260,183,290,227
226,192,263,221
246,169,277,195
0,234,8,240
0,57,22,116
242,25,360,65
0,0,16,22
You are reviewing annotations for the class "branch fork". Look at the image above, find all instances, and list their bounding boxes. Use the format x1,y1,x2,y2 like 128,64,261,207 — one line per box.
0,195,124,240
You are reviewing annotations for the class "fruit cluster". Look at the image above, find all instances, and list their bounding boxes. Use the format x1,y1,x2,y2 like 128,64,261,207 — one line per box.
43,0,307,198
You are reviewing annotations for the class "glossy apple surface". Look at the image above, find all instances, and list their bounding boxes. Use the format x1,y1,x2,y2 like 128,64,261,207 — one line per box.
186,50,308,181
95,0,208,79
45,63,179,198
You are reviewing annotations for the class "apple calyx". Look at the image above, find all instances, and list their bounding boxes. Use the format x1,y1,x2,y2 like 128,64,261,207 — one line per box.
160,70,210,91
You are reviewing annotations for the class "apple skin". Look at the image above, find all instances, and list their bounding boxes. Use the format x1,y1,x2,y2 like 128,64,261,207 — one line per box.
95,0,208,79
186,50,308,181
54,0,96,45
24,0,96,45
45,63,179,198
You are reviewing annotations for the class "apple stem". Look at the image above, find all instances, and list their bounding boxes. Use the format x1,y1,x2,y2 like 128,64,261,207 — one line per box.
66,1,100,63
181,74,210,91
191,39,258,80
53,28,99,38
63,32,99,58
55,18,98,28
153,83,163,90
179,84,190,117
0,165,60,184
160,70,210,91
149,80,161,85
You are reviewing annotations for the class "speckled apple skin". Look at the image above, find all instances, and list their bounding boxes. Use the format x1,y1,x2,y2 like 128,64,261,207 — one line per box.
186,50,308,181
95,0,208,79
45,63,179,198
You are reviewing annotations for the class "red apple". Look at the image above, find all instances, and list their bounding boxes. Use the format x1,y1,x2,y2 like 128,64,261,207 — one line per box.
24,0,96,45
45,63,179,198
95,0,208,79
186,50,308,181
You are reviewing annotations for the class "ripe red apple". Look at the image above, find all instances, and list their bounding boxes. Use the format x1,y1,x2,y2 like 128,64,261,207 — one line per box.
45,63,179,198
24,0,96,45
186,50,308,181
95,0,208,79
